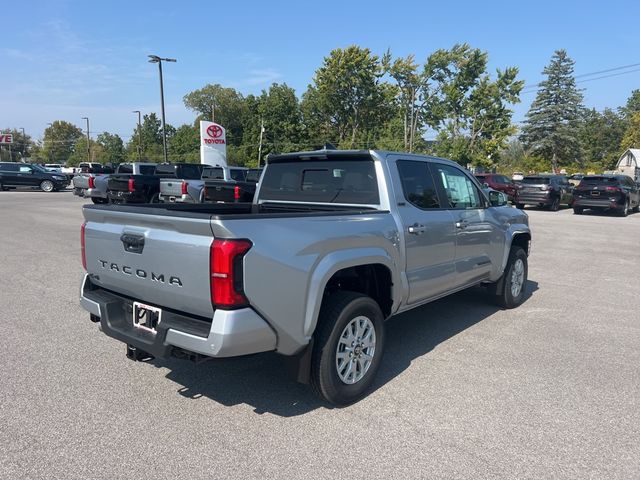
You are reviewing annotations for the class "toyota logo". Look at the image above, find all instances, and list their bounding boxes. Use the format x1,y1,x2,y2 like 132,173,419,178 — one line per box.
206,125,223,138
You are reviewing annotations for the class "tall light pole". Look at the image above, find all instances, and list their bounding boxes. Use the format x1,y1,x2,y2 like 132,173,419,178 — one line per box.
20,127,26,160
81,117,90,163
148,55,176,164
46,123,53,163
132,110,142,161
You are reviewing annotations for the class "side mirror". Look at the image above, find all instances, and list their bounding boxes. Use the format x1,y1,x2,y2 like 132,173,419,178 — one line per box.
483,182,489,188
489,190,508,207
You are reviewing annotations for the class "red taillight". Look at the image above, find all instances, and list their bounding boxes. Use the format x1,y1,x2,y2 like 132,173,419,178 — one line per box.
210,239,252,308
181,181,188,195
88,176,95,189
81,222,87,270
605,186,621,192
234,185,241,201
128,178,135,193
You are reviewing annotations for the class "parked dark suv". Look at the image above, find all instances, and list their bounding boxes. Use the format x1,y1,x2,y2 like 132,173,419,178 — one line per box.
0,162,70,192
474,173,519,202
572,175,640,216
516,175,573,211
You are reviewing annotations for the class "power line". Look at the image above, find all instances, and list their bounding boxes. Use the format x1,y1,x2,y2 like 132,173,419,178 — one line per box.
521,61,640,94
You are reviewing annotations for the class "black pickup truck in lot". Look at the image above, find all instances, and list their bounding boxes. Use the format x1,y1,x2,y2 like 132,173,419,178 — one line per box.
203,167,263,203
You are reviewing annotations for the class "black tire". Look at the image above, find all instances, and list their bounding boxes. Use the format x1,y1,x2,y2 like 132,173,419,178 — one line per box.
310,291,385,406
550,197,560,211
40,180,54,192
619,200,629,217
573,207,583,215
0,181,7,191
516,203,525,210
149,193,160,203
91,197,108,204
491,247,528,309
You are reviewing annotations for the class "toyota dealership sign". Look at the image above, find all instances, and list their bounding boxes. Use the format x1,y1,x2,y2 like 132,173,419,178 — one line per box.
200,121,227,166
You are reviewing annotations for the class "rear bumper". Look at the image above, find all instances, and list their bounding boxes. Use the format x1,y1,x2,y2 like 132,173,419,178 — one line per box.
517,192,552,205
85,188,107,199
158,193,195,203
107,191,146,203
79,274,277,358
573,198,622,209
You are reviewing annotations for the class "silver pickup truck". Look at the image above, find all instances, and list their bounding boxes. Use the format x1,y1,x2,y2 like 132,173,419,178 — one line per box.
79,149,531,405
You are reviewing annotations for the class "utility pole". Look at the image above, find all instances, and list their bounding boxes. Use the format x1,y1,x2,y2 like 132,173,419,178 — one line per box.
133,110,142,160
258,118,265,166
20,127,26,159
148,55,177,164
211,103,215,123
82,117,90,162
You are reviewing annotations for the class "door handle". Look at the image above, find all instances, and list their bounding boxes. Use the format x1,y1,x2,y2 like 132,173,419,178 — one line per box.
408,223,426,235
455,220,468,230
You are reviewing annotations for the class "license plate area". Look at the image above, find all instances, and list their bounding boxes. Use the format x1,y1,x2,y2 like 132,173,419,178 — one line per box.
591,191,600,196
132,302,162,333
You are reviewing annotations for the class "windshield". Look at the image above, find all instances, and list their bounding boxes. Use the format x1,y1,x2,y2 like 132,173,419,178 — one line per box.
522,176,550,185
259,159,379,205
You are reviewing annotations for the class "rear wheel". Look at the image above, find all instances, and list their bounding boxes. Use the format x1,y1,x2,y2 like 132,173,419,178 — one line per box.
620,200,629,217
516,203,525,210
573,207,583,215
91,197,108,204
40,180,54,192
310,291,385,406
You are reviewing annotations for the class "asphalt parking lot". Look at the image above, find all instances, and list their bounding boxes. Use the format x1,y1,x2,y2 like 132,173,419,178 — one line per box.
1,190,639,479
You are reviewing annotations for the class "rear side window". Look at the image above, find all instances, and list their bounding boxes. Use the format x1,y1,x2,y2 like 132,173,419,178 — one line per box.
0,163,19,172
432,164,482,209
397,160,440,209
259,160,379,204
230,169,247,181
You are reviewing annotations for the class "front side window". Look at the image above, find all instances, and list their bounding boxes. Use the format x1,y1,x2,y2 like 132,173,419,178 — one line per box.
396,160,440,209
432,164,482,209
19,166,33,173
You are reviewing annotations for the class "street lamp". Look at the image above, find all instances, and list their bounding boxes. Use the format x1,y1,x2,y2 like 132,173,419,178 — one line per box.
20,127,26,159
81,117,90,162
132,110,142,161
148,55,176,164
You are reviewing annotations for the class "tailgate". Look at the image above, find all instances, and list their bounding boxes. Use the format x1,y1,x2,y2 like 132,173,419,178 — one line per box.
73,175,90,189
108,176,131,192
205,183,235,202
160,179,183,197
83,207,214,318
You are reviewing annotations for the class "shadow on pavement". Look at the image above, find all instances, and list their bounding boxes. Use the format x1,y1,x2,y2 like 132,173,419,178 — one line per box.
154,280,539,417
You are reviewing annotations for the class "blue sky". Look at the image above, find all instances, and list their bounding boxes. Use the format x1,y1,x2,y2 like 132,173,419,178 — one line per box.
1,0,639,142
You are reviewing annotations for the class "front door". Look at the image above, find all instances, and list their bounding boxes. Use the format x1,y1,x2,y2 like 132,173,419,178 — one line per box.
16,165,37,186
394,159,457,304
430,163,495,287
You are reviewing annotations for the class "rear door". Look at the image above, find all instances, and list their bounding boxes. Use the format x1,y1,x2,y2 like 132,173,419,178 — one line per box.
393,158,457,304
430,162,495,286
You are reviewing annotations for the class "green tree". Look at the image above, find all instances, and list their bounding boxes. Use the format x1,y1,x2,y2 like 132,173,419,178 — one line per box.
169,124,199,162
424,44,523,168
183,84,247,147
301,46,394,148
620,112,640,150
97,132,125,164
67,137,105,166
520,49,584,171
578,108,625,170
43,121,83,164
619,89,640,120
126,113,174,162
